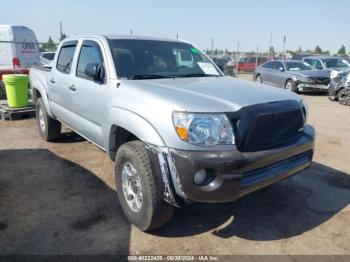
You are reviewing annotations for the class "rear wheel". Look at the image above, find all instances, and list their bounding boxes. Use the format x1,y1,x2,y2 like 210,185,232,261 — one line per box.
35,98,61,141
256,74,263,83
0,81,6,100
115,140,175,231
285,79,297,93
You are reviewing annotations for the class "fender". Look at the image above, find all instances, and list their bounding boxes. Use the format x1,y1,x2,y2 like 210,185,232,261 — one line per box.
30,78,54,118
104,106,166,154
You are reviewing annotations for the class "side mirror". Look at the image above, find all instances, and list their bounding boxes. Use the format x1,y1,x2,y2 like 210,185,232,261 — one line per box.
316,66,323,70
279,67,285,72
85,63,105,82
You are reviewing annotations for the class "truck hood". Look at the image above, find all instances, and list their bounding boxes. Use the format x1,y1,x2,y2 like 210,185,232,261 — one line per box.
290,70,331,78
124,76,301,112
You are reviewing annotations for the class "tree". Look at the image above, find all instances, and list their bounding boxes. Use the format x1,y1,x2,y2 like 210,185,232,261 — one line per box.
269,46,275,57
338,45,346,56
41,36,56,51
314,45,322,54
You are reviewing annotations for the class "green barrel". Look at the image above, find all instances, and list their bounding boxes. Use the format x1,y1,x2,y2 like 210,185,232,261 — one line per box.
3,74,29,108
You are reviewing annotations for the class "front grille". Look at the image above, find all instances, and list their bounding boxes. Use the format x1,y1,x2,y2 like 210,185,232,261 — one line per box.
312,77,330,85
228,100,305,152
242,109,304,151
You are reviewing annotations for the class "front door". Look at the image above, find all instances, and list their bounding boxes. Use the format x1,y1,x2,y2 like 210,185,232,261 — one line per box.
69,40,107,147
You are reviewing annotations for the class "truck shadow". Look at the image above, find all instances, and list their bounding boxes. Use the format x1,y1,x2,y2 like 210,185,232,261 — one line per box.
0,149,130,255
154,162,350,240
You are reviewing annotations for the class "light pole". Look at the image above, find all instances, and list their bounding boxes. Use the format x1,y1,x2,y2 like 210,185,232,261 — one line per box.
282,35,286,60
268,32,273,59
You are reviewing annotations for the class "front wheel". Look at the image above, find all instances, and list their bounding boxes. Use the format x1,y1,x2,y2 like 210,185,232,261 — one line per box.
115,141,175,231
285,79,297,93
35,98,61,141
337,89,349,105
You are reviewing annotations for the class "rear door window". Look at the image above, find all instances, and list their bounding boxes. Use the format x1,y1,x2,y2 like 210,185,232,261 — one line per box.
262,61,275,69
56,41,77,74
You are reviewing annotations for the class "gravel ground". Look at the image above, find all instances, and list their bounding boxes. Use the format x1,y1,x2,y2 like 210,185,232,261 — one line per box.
0,75,349,255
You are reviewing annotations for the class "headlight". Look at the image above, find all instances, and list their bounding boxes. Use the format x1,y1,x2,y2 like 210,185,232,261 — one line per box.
330,70,339,79
299,100,308,123
346,73,350,84
172,112,234,146
296,76,313,84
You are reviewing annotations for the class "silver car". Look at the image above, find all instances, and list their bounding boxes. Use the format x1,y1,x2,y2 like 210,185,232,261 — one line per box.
254,60,331,93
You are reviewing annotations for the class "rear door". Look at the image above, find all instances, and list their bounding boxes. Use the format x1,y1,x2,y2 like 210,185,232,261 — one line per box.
69,39,107,146
48,41,79,126
260,61,275,84
12,26,40,68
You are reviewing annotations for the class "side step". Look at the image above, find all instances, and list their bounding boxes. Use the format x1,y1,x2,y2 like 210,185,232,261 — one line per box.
0,100,36,121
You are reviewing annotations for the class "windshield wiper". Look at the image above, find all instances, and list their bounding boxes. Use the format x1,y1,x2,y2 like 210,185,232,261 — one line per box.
124,74,175,80
178,73,219,78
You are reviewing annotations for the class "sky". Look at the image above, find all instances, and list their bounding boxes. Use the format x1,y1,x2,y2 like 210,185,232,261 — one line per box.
1,0,349,53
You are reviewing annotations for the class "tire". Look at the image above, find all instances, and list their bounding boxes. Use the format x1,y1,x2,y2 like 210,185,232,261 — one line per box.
115,140,175,231
337,88,348,105
285,79,297,93
256,74,263,83
35,98,61,141
0,81,6,100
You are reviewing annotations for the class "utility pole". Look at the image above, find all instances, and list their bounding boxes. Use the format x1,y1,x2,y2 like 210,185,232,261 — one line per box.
255,44,259,68
60,21,63,41
130,29,133,35
268,32,273,59
211,38,214,58
282,35,286,60
176,34,179,40
235,41,240,74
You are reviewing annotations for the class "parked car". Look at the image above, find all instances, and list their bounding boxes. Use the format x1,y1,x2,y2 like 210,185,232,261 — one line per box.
302,56,350,79
234,56,268,72
292,53,315,61
329,69,350,105
40,51,55,67
30,34,315,231
212,56,228,71
0,25,40,99
254,60,331,93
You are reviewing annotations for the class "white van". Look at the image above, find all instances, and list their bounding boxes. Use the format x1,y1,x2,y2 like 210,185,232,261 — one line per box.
0,25,40,69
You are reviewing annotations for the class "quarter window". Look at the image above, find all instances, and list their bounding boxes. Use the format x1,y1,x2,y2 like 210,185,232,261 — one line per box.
56,42,77,74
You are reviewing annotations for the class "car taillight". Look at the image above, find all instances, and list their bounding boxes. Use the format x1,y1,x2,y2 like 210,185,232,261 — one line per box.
12,57,21,68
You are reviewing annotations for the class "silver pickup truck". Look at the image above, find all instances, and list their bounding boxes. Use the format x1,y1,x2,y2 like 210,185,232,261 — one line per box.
30,34,315,231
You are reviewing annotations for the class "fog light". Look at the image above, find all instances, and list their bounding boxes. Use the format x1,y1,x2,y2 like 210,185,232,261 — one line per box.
193,169,216,186
194,169,207,185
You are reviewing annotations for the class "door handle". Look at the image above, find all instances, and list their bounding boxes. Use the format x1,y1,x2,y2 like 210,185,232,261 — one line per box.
50,78,55,84
68,85,76,92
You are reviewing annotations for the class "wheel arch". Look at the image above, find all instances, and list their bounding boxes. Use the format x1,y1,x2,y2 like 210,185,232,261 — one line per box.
31,80,54,117
105,107,166,161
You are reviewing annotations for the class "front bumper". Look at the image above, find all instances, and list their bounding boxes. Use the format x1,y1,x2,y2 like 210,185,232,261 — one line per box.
168,125,315,203
297,83,329,93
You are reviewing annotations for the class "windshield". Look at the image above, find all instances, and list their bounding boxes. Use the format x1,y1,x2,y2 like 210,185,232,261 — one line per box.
108,39,222,79
321,58,350,69
285,61,313,71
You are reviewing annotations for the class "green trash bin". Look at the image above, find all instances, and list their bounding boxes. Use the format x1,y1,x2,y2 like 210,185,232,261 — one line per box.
3,74,29,108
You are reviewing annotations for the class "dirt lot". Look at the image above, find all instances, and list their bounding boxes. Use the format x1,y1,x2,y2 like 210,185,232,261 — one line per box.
0,75,349,255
